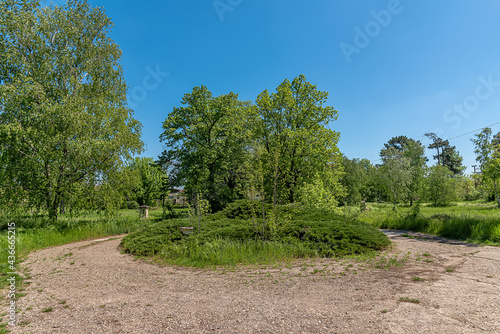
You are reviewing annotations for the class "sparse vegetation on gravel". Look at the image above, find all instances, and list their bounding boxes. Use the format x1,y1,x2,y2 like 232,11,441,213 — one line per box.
0,210,146,288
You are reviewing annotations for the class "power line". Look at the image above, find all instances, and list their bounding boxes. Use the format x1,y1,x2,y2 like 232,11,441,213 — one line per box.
446,121,500,141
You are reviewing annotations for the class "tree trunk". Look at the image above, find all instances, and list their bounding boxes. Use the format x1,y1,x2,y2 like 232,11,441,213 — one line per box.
196,194,201,233
59,198,65,214
260,174,266,237
48,195,60,221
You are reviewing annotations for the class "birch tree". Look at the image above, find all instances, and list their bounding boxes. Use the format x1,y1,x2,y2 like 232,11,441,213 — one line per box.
0,0,143,219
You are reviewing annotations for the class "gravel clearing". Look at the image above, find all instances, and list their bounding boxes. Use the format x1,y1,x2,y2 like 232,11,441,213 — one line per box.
6,230,500,333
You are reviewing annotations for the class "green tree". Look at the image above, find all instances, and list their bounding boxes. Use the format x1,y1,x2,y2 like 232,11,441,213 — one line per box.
340,156,375,204
379,147,412,207
441,145,465,175
425,133,447,166
471,128,500,207
255,74,343,205
0,0,143,220
380,136,427,205
128,157,166,207
424,133,464,175
298,167,343,214
424,165,455,206
159,86,251,212
453,174,478,202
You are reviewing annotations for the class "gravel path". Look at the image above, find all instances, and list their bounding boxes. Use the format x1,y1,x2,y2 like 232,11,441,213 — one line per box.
7,231,500,333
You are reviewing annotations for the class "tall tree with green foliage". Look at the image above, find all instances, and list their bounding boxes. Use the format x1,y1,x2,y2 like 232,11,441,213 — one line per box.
379,147,412,207
159,86,251,212
441,145,465,175
471,128,500,207
128,157,166,207
0,0,143,220
380,136,427,205
424,165,455,206
255,74,343,204
425,133,446,166
340,156,375,204
424,133,464,175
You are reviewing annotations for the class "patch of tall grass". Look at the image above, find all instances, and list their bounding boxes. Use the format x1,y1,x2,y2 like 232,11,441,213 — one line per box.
151,238,318,268
360,202,500,245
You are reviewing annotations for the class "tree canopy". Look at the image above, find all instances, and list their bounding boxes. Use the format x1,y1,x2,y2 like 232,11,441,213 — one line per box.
472,128,500,207
425,133,464,175
380,136,426,205
0,0,143,219
159,75,343,212
159,86,251,211
255,74,341,204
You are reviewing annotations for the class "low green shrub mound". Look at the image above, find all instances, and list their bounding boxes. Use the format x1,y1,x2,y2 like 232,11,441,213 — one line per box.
215,199,272,220
121,204,390,267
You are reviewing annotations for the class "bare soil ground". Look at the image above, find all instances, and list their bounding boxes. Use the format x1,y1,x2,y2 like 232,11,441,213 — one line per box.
7,230,500,333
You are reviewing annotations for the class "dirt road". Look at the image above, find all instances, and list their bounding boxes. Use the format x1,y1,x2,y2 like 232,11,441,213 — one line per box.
8,231,500,333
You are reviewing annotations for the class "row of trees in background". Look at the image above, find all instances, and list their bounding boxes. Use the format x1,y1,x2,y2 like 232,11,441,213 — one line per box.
158,76,500,212
341,130,500,208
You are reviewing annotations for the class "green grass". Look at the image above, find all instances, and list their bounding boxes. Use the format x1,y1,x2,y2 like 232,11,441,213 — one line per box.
0,209,159,289
121,203,391,268
359,202,500,245
398,297,420,303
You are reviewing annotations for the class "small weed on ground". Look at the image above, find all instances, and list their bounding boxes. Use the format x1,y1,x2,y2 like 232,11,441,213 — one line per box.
399,297,420,303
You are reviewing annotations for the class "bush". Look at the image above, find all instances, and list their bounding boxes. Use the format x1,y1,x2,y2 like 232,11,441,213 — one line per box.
120,206,390,267
127,201,139,210
217,199,272,220
465,189,482,201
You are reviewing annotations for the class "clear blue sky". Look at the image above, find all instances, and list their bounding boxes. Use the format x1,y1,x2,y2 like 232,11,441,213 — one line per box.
64,0,500,172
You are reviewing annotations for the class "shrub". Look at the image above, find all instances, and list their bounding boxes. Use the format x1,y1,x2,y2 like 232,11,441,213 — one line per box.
465,189,482,201
217,199,271,220
127,201,139,210
120,206,390,266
